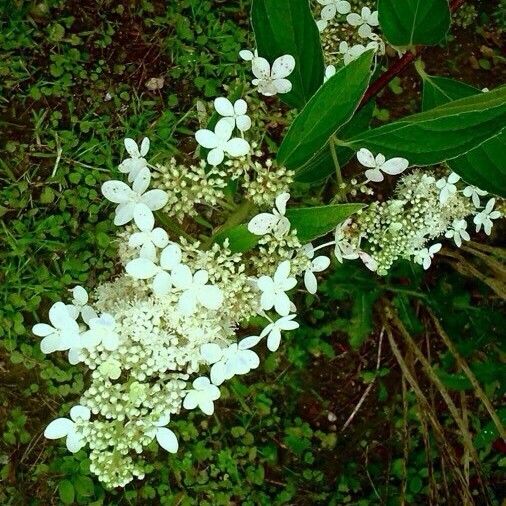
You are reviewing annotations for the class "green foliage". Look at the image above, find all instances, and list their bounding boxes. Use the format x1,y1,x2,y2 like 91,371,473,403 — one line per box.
348,85,506,189
278,51,374,171
378,0,451,47
252,0,324,108
421,73,506,195
285,203,365,242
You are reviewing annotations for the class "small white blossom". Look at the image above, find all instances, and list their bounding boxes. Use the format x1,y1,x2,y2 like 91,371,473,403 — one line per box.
214,97,251,132
474,198,501,235
319,0,351,21
83,313,120,351
66,286,97,324
148,415,178,453
101,167,168,229
201,337,261,385
257,260,297,317
171,266,224,315
359,251,379,272
463,185,487,208
248,192,291,238
128,220,169,261
119,138,150,182
126,243,182,296
445,219,470,247
260,314,299,352
358,148,409,183
251,55,295,96
334,220,360,262
436,172,460,204
183,377,221,415
44,405,90,453
195,118,250,166
414,243,442,270
33,302,80,354
347,7,379,38
301,244,331,294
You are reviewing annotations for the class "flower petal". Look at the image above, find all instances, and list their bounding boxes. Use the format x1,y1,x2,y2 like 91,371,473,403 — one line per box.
225,138,250,157
44,418,73,439
152,271,172,297
380,157,409,175
102,180,131,203
133,204,155,231
70,405,91,422
248,213,278,235
156,427,178,453
357,148,376,168
251,57,271,79
195,129,218,149
33,323,54,337
126,257,158,279
124,138,140,157
132,167,151,194
141,189,168,211
271,55,296,79
139,137,150,157
207,148,225,166
201,343,223,364
214,97,235,117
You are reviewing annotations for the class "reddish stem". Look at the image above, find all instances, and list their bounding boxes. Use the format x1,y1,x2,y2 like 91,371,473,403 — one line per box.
359,0,466,108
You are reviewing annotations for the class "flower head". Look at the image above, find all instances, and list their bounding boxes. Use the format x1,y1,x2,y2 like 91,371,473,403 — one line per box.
183,377,221,415
44,405,91,453
248,192,291,238
413,243,442,270
445,219,470,247
463,185,487,208
119,138,150,182
33,302,80,354
195,118,250,166
301,244,331,294
214,97,251,132
260,314,299,352
319,0,351,22
473,198,501,235
128,220,169,261
83,313,120,351
257,260,297,316
66,286,97,324
347,7,379,38
251,55,295,96
436,172,460,204
148,415,178,453
101,167,168,229
358,148,409,183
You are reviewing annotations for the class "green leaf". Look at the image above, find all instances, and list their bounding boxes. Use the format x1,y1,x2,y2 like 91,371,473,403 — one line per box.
286,203,364,242
278,51,374,171
213,224,260,253
347,85,506,171
294,101,375,183
251,0,324,109
58,480,75,505
378,0,451,47
421,75,506,196
421,75,479,110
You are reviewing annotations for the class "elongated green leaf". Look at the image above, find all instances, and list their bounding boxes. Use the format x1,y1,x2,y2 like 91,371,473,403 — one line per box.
421,76,506,196
347,85,506,169
378,0,451,47
213,224,260,253
278,51,374,171
286,203,364,242
294,101,375,183
422,75,478,110
252,0,324,109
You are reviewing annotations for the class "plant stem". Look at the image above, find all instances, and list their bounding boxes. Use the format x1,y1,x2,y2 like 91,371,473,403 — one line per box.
329,135,343,185
359,0,466,110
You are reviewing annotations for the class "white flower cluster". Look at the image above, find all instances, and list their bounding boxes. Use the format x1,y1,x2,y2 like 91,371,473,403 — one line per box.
316,1,385,69
35,129,332,487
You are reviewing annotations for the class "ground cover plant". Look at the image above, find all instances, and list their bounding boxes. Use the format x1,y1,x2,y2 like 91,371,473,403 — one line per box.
1,0,505,504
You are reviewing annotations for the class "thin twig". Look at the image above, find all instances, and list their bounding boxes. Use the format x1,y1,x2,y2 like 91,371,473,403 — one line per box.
341,328,384,432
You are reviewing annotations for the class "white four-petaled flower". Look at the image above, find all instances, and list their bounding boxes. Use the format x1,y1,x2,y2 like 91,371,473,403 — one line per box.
66,286,97,324
463,185,487,208
347,7,379,38
195,118,250,166
260,314,299,352
171,266,224,315
214,97,251,132
257,260,297,317
473,198,501,235
414,243,442,270
44,405,91,453
128,220,169,261
251,55,295,96
318,0,351,30
201,336,261,385
248,192,291,238
183,377,221,415
119,138,150,182
445,219,470,247
357,148,409,183
101,167,168,229
33,301,80,355
301,244,331,294
436,172,461,205
83,313,120,351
